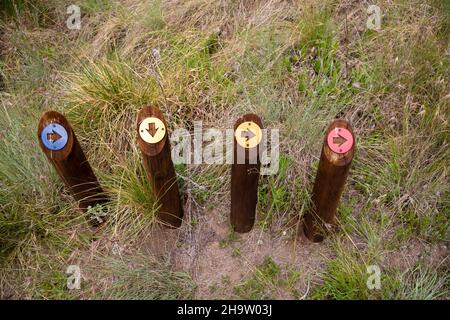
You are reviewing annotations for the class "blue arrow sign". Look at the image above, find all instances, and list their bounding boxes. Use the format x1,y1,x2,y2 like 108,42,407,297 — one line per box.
41,123,68,151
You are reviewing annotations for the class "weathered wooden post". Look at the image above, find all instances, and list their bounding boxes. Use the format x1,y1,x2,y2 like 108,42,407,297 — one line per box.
37,111,108,223
303,119,355,242
136,106,183,228
230,114,263,233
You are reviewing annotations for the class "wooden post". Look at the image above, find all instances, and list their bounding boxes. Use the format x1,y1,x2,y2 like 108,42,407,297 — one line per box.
136,106,183,228
303,119,355,242
230,114,263,233
37,111,108,223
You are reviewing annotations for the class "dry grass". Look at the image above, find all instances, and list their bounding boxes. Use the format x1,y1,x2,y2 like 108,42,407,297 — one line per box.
0,0,448,299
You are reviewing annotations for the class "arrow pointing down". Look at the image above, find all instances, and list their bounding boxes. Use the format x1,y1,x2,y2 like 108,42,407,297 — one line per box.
147,122,158,137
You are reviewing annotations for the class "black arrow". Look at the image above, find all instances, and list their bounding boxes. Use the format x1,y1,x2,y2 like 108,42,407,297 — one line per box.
332,134,347,146
47,130,62,143
147,122,158,137
241,129,256,141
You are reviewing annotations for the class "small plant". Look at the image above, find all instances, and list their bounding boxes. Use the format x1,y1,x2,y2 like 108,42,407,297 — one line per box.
231,248,241,258
87,204,108,225
219,227,238,248
258,154,291,231
234,257,300,300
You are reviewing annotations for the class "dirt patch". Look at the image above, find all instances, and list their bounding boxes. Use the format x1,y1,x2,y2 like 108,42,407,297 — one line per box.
384,240,448,271
141,209,332,299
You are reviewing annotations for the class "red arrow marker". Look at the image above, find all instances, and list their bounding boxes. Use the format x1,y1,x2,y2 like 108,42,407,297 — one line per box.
327,127,353,154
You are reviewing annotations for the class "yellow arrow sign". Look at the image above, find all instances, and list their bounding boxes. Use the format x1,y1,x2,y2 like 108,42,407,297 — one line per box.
139,117,166,144
235,121,262,149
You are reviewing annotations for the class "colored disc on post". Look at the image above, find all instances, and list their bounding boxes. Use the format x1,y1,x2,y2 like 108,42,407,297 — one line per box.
235,121,262,149
327,127,354,154
139,117,166,144
41,123,69,151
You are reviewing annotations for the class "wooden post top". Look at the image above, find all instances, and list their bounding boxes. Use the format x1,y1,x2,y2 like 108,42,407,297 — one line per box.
234,113,263,165
136,106,168,157
234,114,263,149
37,110,74,161
323,119,355,166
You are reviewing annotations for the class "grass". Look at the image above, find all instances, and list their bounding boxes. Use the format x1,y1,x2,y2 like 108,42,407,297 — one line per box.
258,154,292,231
91,254,196,299
312,237,449,300
64,56,160,140
0,0,448,299
234,257,301,300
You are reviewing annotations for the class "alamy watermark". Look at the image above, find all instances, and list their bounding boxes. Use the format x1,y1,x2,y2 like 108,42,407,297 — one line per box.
366,265,381,290
168,122,280,175
366,5,382,31
66,265,81,290
66,5,81,30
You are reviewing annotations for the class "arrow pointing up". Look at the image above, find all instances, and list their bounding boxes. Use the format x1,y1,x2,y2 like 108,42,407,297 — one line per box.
332,134,348,147
147,122,158,137
241,129,256,141
47,130,62,143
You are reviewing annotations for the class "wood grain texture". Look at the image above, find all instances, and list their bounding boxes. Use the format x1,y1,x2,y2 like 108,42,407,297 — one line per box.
37,111,108,217
303,119,355,242
136,106,183,228
230,114,263,233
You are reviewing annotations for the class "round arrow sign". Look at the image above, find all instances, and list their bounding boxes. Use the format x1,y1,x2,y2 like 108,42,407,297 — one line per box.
139,117,166,144
327,127,354,154
235,121,262,149
41,123,68,151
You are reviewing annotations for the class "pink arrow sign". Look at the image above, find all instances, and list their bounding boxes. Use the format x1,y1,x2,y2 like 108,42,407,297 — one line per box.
327,127,354,154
